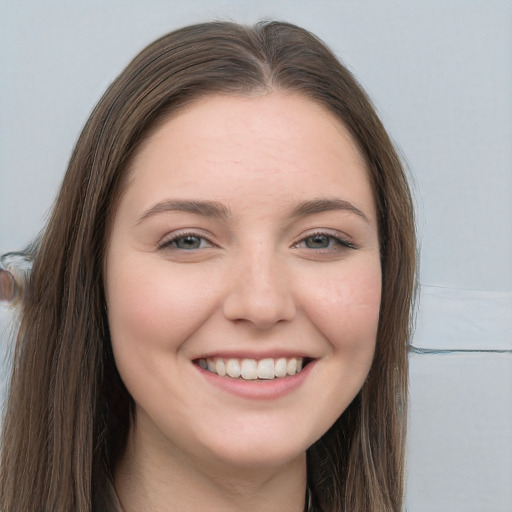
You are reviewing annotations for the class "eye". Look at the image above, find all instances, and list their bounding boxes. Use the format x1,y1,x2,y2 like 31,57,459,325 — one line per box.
292,231,356,254
304,234,335,249
159,232,213,251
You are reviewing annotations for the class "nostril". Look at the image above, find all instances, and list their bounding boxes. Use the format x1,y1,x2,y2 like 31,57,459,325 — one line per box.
222,289,297,329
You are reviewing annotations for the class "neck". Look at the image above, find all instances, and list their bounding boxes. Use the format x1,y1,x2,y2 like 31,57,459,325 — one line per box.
115,421,308,512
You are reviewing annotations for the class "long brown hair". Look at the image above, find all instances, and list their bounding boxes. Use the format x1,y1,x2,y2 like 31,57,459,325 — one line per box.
0,21,415,512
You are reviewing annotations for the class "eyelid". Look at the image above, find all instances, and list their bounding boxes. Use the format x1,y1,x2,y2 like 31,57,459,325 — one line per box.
291,228,357,250
158,229,217,250
156,227,356,253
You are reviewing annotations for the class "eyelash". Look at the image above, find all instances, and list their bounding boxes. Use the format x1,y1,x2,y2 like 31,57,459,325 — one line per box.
291,231,356,253
158,231,215,251
158,230,356,254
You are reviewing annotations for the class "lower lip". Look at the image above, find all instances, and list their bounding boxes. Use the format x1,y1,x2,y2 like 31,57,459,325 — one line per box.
195,361,315,400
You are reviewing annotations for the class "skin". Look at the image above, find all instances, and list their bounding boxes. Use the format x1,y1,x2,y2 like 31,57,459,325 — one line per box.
105,92,382,512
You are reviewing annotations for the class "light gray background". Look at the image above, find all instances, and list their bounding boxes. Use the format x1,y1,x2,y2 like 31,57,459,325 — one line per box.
1,1,511,510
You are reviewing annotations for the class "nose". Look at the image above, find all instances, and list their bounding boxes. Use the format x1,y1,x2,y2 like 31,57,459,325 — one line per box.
222,250,297,330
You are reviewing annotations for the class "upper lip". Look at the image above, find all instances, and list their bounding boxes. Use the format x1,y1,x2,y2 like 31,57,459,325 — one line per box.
192,350,316,361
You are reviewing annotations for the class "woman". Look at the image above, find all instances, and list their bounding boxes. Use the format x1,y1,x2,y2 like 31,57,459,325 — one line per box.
0,21,415,512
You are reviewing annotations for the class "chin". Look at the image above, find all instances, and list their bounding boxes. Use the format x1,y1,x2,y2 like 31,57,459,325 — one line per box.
194,422,317,471
209,443,307,472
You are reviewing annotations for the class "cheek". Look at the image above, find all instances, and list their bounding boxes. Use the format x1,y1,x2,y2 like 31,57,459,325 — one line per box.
107,269,169,350
106,259,219,360
291,260,381,437
105,260,218,410
310,262,381,334
106,269,167,392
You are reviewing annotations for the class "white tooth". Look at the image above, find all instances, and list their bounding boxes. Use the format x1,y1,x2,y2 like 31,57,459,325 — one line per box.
226,359,241,378
257,358,275,380
286,358,298,376
274,358,287,378
241,359,258,380
216,359,227,376
206,359,216,372
296,358,303,372
198,359,207,369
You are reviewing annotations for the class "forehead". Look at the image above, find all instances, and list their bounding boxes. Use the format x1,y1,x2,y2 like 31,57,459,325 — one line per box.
123,92,375,220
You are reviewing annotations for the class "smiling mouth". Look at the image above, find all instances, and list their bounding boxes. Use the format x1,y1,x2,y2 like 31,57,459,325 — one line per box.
195,357,309,380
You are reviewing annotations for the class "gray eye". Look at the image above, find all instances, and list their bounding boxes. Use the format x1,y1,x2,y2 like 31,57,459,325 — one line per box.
173,236,203,250
304,235,331,249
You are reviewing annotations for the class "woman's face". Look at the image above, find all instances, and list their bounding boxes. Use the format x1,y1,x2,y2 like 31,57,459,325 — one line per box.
105,92,381,470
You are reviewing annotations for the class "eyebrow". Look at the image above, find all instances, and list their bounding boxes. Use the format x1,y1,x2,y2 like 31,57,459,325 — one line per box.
137,200,230,223
291,198,369,222
137,197,368,224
